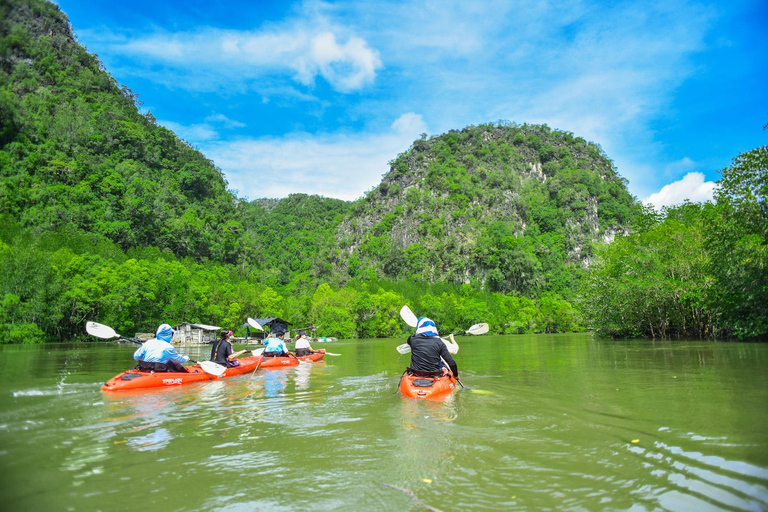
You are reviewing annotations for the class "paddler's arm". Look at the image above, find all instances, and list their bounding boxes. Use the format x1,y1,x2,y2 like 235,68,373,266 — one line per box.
165,344,189,363
439,344,459,378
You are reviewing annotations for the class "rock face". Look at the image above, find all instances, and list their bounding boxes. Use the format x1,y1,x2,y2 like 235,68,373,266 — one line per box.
334,123,639,294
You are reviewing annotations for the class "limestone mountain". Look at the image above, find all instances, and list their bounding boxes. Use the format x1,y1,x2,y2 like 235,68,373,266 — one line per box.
335,123,639,296
0,0,242,263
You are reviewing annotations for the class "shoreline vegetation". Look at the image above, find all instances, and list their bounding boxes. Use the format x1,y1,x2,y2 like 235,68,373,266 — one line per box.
579,146,767,341
0,0,765,343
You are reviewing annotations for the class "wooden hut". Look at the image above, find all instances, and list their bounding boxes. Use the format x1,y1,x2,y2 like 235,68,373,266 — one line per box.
172,323,221,345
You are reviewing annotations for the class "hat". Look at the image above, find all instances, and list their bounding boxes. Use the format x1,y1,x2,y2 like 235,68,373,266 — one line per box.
156,323,173,342
416,317,438,337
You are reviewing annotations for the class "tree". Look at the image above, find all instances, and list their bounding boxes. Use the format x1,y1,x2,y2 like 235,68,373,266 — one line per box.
707,146,768,338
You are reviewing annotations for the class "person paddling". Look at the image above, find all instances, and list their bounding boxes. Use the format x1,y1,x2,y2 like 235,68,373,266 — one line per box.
211,329,240,367
133,324,190,373
294,333,314,357
262,330,289,357
406,317,459,379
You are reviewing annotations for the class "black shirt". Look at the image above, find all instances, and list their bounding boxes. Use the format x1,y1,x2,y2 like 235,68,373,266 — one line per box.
210,339,235,367
407,334,459,377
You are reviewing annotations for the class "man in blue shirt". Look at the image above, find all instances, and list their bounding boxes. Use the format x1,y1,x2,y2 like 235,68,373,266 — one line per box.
133,324,190,372
262,331,289,357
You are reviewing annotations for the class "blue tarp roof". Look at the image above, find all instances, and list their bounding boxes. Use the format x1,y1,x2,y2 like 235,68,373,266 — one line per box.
253,317,291,327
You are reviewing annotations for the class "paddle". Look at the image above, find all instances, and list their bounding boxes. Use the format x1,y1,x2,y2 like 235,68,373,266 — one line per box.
85,321,225,377
289,352,311,364
247,317,265,331
85,321,141,344
250,348,266,376
395,323,489,354
400,305,418,328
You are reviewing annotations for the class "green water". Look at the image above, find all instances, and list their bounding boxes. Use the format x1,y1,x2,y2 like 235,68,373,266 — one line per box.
1,334,767,511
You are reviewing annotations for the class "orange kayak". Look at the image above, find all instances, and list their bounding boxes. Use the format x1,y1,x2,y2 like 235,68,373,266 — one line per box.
102,350,327,392
258,349,326,368
398,371,457,400
102,355,262,392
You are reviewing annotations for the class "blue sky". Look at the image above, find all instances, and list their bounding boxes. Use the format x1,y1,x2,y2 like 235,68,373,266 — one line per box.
55,0,767,205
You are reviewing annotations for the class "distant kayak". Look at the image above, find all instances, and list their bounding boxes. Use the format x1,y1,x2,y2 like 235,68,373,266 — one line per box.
398,371,457,400
102,350,327,392
258,349,325,368
102,355,263,392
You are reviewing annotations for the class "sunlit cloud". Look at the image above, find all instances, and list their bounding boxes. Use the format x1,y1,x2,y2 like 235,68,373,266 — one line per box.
90,20,381,94
205,113,246,129
202,113,427,200
159,119,218,142
642,172,716,208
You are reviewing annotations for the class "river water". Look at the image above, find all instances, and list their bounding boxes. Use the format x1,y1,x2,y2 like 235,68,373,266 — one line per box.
1,334,767,511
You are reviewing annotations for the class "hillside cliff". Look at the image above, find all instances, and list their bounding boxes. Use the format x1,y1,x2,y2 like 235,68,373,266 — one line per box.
336,124,639,295
0,0,242,263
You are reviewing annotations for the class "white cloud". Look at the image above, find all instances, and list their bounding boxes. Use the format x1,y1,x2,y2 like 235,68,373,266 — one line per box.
391,112,428,135
642,172,716,208
158,119,218,142
205,113,246,129
105,21,381,93
202,113,427,201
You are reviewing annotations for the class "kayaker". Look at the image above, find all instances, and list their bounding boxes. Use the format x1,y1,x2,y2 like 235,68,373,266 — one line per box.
133,324,189,372
406,317,459,378
262,331,289,357
294,333,314,357
211,329,240,367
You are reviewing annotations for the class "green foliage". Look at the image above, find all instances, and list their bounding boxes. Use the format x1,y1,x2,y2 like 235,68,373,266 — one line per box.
706,146,768,338
0,0,240,262
579,148,768,341
579,204,714,339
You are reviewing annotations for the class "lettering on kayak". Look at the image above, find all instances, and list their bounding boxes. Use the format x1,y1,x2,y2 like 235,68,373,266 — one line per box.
162,378,183,385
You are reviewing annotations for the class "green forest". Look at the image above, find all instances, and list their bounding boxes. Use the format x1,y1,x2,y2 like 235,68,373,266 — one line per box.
0,0,766,343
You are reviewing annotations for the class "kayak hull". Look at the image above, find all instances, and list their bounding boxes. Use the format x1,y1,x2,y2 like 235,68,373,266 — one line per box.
101,355,262,392
258,349,326,368
399,372,457,400
101,350,326,392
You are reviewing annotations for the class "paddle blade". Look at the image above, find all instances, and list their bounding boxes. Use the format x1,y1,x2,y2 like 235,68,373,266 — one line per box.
251,348,265,356
396,343,411,354
466,323,489,335
399,305,418,327
86,321,118,339
324,352,341,356
443,338,459,354
247,317,265,331
198,360,226,376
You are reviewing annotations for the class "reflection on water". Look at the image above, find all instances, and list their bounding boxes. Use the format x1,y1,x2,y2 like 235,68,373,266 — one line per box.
126,427,172,452
0,336,766,511
261,369,288,398
295,362,312,390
